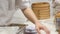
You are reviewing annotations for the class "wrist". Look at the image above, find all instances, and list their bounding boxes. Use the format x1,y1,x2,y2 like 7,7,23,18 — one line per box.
34,20,40,24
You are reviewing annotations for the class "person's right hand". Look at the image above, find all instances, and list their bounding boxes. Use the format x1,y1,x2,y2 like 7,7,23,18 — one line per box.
35,22,50,34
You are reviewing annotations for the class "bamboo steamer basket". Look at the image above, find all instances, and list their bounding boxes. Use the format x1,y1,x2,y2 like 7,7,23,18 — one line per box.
32,2,50,20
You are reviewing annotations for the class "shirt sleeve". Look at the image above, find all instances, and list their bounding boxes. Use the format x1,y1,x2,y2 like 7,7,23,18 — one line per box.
17,0,31,9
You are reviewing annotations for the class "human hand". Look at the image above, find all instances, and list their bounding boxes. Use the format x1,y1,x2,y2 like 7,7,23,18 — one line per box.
35,22,50,34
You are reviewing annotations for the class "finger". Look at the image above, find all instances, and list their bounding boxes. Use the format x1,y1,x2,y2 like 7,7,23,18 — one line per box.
43,26,50,34
36,28,41,34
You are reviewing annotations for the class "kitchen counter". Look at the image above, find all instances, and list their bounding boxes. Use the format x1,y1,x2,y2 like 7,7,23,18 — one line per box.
25,17,58,34
0,17,58,34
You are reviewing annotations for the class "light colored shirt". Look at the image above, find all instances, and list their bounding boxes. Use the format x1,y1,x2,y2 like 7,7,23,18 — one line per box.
0,0,30,25
53,0,60,11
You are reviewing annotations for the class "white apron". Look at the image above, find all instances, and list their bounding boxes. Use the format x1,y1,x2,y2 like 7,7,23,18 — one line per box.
0,0,30,25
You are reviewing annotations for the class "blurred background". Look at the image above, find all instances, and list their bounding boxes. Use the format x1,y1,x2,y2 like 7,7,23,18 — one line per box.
0,0,60,34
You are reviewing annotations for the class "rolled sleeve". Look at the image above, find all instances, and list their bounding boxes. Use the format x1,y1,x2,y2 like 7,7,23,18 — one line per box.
16,0,31,9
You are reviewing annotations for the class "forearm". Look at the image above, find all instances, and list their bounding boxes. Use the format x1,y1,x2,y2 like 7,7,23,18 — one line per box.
22,7,39,24
21,7,50,34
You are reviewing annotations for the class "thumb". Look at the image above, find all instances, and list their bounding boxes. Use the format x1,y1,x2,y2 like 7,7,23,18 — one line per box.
43,26,50,34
